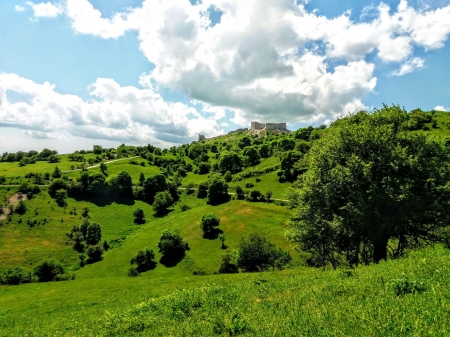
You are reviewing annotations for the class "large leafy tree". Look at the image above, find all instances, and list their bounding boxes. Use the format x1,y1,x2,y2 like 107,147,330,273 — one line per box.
288,105,450,267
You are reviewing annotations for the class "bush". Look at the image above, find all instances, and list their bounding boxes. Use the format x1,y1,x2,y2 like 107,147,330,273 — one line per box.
224,171,232,182
86,222,102,245
197,182,208,198
200,213,221,238
128,267,139,277
245,182,254,188
153,191,174,215
130,247,157,273
235,186,245,200
219,251,239,274
86,245,103,263
158,229,189,259
1,266,32,285
34,259,64,282
133,208,145,224
55,189,68,207
180,204,191,212
238,233,292,272
250,190,262,202
15,200,27,215
208,178,229,205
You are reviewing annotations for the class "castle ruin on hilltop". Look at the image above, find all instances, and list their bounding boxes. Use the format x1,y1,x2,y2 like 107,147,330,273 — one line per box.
251,121,287,131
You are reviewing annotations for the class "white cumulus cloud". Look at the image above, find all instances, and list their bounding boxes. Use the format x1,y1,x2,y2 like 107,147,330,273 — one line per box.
26,1,63,18
391,57,425,76
434,105,449,112
0,73,222,146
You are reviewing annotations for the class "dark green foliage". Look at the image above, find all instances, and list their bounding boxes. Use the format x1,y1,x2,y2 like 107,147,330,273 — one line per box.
278,138,295,151
158,229,189,261
153,191,173,215
180,204,191,212
139,172,145,186
15,200,27,215
100,162,107,173
130,247,156,273
237,233,292,272
218,152,242,173
128,267,139,277
197,162,211,174
48,179,69,197
33,259,64,282
197,182,208,198
93,145,103,154
207,178,229,205
238,137,251,149
280,151,303,181
86,222,102,245
258,144,270,158
133,208,145,224
55,189,68,207
48,154,60,163
235,186,245,200
393,274,426,296
219,251,239,274
116,171,133,196
289,105,450,267
200,213,221,238
224,171,232,182
52,165,62,178
143,174,166,201
249,190,262,202
0,266,32,285
242,146,260,166
86,245,103,263
245,182,254,188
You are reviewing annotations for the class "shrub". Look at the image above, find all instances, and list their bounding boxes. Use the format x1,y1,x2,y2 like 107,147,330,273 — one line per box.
86,245,103,263
34,259,64,282
86,222,102,245
153,191,174,215
235,186,245,200
245,182,254,188
128,267,139,277
238,233,292,272
130,247,156,273
197,182,208,198
180,204,191,212
55,189,68,207
15,200,27,215
158,229,189,258
1,267,32,285
224,171,232,182
200,213,221,238
133,208,145,224
219,250,239,274
250,190,262,202
207,178,229,205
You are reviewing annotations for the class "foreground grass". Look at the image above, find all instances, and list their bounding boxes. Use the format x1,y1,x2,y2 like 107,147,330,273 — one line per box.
1,246,448,336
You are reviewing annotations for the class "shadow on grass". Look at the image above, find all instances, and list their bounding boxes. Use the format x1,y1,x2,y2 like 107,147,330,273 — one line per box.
153,209,174,218
160,252,185,267
72,193,135,207
136,261,157,273
203,228,223,240
208,194,231,206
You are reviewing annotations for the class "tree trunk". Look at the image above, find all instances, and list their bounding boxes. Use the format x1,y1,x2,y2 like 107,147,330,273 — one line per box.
372,237,389,263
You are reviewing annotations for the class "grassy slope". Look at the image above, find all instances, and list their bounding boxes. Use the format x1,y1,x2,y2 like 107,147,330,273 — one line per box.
1,246,448,336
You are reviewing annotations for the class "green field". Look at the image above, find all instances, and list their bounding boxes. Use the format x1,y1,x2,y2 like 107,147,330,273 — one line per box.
1,109,450,336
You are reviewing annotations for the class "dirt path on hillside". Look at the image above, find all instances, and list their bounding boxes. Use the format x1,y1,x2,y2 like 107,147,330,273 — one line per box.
0,193,27,222
61,156,140,173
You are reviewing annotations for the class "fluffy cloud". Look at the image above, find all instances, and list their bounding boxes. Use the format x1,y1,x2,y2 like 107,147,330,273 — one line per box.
0,73,222,145
20,1,64,18
434,105,449,112
391,57,425,76
15,0,450,127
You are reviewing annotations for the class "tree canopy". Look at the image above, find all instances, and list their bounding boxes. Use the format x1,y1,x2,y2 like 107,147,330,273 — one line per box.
288,105,450,267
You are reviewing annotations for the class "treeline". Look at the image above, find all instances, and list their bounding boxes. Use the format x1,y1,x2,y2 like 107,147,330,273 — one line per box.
0,148,59,165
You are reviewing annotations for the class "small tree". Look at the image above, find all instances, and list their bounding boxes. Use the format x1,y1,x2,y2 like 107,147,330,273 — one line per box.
133,207,145,224
158,229,189,259
100,162,107,174
200,214,221,238
235,186,245,200
86,245,103,263
218,233,227,249
130,247,156,273
15,200,27,215
34,259,64,282
139,172,145,186
219,250,239,274
55,189,68,207
86,222,102,245
197,182,208,198
52,165,62,178
238,233,292,272
153,191,173,215
207,178,229,205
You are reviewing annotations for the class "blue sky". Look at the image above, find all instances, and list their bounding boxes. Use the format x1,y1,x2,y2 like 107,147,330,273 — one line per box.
0,0,449,153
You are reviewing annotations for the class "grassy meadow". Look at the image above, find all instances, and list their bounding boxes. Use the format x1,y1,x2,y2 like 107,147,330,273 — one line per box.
1,109,450,336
